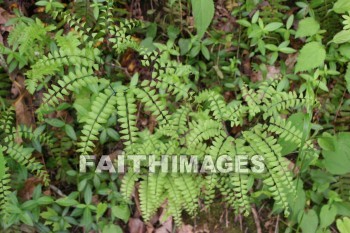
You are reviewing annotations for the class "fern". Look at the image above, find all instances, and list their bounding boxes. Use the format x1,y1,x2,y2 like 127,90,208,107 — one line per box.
117,88,138,147
38,67,100,114
0,0,322,226
243,126,295,216
0,148,11,215
77,88,118,155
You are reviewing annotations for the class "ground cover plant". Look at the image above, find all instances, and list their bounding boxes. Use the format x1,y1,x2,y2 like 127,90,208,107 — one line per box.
0,0,350,232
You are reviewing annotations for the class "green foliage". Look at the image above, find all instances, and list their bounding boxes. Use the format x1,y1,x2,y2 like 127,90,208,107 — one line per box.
1,0,350,232
191,0,214,38
295,42,326,72
318,132,350,175
295,17,320,38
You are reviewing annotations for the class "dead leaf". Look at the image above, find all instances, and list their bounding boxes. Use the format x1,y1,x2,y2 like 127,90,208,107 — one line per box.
128,218,146,233
177,225,194,233
18,177,43,201
155,217,172,233
11,75,34,126
0,7,15,32
285,53,298,73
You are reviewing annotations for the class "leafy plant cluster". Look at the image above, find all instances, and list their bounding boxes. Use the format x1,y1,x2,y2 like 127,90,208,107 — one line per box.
0,0,350,232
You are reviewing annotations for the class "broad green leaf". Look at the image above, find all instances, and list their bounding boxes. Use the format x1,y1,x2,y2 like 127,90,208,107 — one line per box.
320,204,337,229
96,203,108,219
298,209,319,233
107,128,120,141
191,0,215,38
111,204,130,223
296,17,320,38
178,38,192,55
65,124,77,140
56,197,79,206
332,30,350,44
45,118,65,128
286,15,294,30
81,208,93,229
333,0,350,14
339,44,350,59
322,132,350,175
295,42,326,72
37,196,54,205
20,212,34,226
201,45,210,60
264,22,283,32
337,217,350,233
103,224,123,233
236,19,251,27
318,133,335,151
84,184,92,204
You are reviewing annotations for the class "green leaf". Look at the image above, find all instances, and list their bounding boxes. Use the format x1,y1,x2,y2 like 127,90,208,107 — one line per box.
45,118,65,128
337,217,350,233
322,132,350,175
264,22,283,32
333,0,350,14
56,197,79,207
236,19,251,27
111,204,130,223
191,0,215,38
20,211,34,226
296,17,320,38
279,47,296,54
107,128,120,141
37,196,54,205
320,204,337,229
298,209,319,233
103,224,123,233
295,42,326,72
84,184,92,204
318,134,335,151
81,208,93,229
22,200,38,210
339,44,350,59
332,30,350,44
178,38,192,55
201,45,210,60
65,124,77,140
286,14,294,30
96,203,108,219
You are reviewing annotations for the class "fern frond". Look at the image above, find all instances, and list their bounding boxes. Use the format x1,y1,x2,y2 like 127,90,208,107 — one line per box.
158,105,190,138
38,67,100,113
139,173,166,222
261,91,313,120
186,119,223,148
117,88,138,147
25,35,100,94
174,174,200,215
3,141,49,185
163,175,184,225
196,90,227,121
241,84,261,118
134,87,169,125
243,127,295,216
77,88,117,155
265,117,303,144
121,171,139,200
0,148,11,215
